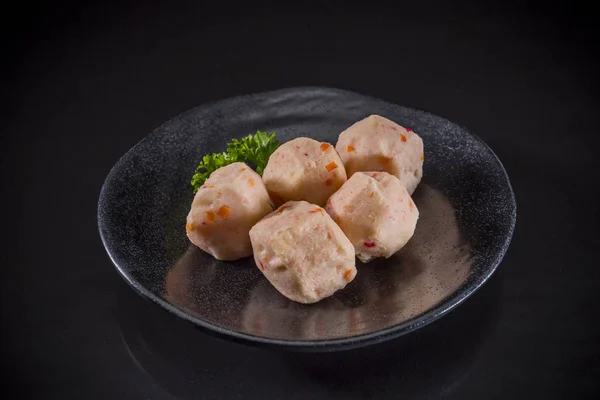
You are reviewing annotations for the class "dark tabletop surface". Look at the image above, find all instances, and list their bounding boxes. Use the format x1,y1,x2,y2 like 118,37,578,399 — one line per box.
3,0,599,398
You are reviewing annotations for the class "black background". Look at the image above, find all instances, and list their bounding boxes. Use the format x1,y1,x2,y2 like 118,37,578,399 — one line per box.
3,0,600,398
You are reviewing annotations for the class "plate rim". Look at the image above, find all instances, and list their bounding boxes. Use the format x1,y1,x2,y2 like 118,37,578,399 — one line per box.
97,86,517,352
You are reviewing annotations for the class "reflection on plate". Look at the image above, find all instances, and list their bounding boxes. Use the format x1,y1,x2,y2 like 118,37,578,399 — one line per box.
117,265,502,399
99,87,516,350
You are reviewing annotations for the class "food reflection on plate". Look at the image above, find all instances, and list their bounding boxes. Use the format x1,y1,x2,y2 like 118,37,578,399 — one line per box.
164,244,262,329
164,244,218,309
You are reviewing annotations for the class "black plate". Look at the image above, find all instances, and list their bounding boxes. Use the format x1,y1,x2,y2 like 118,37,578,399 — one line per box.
98,87,516,351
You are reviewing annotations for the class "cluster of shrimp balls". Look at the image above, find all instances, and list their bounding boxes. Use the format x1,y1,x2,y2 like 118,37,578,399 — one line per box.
186,115,424,303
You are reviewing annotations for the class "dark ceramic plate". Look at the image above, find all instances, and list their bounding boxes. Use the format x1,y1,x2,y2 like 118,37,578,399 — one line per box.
98,87,516,351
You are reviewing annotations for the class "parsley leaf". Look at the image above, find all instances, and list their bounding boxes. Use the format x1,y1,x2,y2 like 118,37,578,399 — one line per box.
190,131,280,193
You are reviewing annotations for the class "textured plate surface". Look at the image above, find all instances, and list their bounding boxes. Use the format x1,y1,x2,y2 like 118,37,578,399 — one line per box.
98,87,516,351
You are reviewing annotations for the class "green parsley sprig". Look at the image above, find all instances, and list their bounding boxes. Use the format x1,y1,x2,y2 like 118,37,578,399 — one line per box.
190,131,280,193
